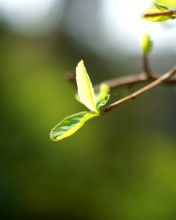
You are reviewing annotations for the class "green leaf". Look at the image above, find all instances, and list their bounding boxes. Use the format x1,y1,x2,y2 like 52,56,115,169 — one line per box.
141,33,152,55
76,60,99,113
95,83,110,102
96,93,110,110
155,2,169,11
94,83,110,110
143,9,170,22
154,0,176,7
50,111,100,141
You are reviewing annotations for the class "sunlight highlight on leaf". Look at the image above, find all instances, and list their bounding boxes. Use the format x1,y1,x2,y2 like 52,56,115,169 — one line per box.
50,111,99,141
76,60,99,113
154,0,176,7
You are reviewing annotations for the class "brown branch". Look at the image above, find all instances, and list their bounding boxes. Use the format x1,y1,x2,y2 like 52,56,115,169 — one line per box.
102,67,176,114
142,54,152,78
66,71,176,93
93,73,149,92
94,72,176,92
144,10,175,18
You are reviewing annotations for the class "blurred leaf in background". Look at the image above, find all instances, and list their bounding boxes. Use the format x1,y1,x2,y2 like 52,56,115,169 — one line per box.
154,0,176,7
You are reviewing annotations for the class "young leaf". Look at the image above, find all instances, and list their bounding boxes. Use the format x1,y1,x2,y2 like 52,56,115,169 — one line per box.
76,60,99,113
94,83,110,110
155,2,169,11
50,111,99,141
154,0,176,7
143,9,171,22
141,33,152,55
96,93,110,110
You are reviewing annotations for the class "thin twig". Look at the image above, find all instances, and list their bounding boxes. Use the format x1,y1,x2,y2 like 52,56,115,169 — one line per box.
142,54,152,78
144,10,175,18
102,67,176,114
67,72,176,92
93,73,149,92
66,70,176,93
94,73,176,92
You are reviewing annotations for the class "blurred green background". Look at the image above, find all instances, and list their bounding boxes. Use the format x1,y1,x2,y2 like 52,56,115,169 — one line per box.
1,0,176,219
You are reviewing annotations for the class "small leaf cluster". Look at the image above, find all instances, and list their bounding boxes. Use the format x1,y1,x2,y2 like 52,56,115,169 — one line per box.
50,60,110,141
143,2,176,22
50,1,176,142
50,32,152,141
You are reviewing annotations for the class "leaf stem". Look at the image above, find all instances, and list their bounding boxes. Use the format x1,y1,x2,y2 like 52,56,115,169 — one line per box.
102,67,176,114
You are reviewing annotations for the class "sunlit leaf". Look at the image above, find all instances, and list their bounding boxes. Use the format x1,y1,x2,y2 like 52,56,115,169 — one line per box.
94,83,110,110
141,33,152,55
76,60,99,113
94,82,109,101
155,2,169,11
96,93,110,110
143,9,171,22
154,0,176,7
50,111,100,141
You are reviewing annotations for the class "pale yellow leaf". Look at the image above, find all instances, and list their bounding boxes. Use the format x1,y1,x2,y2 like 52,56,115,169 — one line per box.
76,60,99,113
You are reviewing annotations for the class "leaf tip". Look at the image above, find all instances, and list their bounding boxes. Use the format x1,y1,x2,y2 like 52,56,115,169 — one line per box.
77,59,84,68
